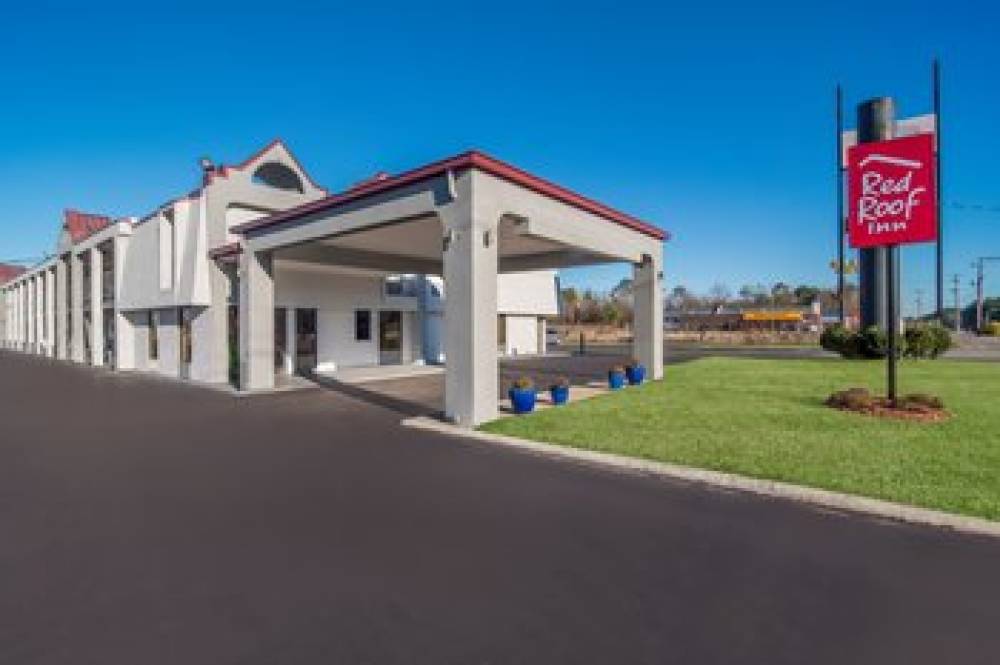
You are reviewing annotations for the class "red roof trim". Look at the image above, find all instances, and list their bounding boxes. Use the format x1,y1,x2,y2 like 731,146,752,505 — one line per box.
63,209,113,244
207,242,243,260
233,150,668,241
0,263,26,286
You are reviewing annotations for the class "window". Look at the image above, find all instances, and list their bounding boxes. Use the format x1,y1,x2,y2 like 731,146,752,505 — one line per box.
355,309,371,341
148,310,159,361
251,162,304,193
385,278,404,297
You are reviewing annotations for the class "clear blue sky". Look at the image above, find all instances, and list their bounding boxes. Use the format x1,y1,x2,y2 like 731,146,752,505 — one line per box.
1,1,996,314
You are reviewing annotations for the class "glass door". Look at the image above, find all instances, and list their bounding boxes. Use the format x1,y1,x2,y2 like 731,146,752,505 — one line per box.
378,310,402,365
295,308,317,374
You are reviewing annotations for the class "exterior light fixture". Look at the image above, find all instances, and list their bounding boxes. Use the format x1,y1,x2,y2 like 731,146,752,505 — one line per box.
442,229,456,252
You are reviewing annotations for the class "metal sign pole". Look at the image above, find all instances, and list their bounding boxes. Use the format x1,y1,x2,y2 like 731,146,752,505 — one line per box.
933,59,944,321
887,245,899,404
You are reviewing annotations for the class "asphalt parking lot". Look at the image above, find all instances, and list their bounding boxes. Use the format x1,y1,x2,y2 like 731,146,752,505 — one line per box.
2,349,1000,665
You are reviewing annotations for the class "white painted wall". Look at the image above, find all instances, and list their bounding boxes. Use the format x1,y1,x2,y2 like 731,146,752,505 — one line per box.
497,270,559,315
504,315,540,355
274,262,419,371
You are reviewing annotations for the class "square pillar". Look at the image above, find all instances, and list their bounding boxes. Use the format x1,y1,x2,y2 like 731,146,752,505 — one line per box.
113,236,135,370
284,307,296,376
12,284,19,350
26,277,35,352
45,268,56,356
55,257,68,360
441,198,499,427
239,247,275,391
36,274,46,354
70,252,85,363
90,247,104,366
2,288,8,348
20,282,27,351
632,252,664,381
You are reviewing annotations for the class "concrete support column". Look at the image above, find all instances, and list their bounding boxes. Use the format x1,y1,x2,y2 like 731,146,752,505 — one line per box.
45,269,55,356
113,236,134,370
2,288,7,348
70,252,84,363
632,252,664,381
27,277,37,353
89,247,104,366
200,259,233,384
55,258,68,360
441,197,499,427
20,282,27,351
12,284,19,350
284,307,296,376
239,248,275,391
537,317,547,356
35,274,46,354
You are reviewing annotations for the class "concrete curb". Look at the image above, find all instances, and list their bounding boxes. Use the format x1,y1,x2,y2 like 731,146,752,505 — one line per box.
401,416,1000,540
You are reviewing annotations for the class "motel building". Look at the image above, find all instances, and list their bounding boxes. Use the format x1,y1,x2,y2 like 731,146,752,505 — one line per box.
1,140,665,426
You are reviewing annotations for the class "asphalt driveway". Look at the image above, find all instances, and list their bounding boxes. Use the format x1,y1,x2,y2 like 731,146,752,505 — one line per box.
2,350,999,664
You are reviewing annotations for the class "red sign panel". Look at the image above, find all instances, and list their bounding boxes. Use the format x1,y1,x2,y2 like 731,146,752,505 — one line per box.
847,133,937,248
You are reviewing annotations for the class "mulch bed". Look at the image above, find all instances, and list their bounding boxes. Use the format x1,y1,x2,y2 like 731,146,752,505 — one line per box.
828,398,951,423
825,388,951,423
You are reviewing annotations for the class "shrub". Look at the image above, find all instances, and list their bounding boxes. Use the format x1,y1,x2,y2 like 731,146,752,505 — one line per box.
822,325,914,359
904,324,952,359
627,357,643,369
983,322,1000,337
511,376,535,391
858,325,890,358
820,324,856,357
609,365,626,375
899,392,944,410
826,387,874,410
551,376,570,389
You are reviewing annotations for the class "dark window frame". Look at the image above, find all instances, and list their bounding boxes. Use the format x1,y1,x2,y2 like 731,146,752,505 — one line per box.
148,310,159,361
354,309,371,342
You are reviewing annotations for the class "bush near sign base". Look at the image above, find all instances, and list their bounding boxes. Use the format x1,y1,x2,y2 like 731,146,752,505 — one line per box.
821,323,951,360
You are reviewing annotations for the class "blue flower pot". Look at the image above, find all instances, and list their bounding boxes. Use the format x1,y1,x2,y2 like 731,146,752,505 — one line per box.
608,371,626,390
625,364,646,385
509,387,537,414
550,384,570,405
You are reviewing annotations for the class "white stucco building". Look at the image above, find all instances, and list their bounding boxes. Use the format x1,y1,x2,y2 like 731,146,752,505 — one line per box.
2,140,665,426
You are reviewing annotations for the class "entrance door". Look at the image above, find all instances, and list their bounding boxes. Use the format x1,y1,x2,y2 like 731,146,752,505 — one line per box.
179,307,193,380
295,308,317,374
274,307,287,373
378,310,402,365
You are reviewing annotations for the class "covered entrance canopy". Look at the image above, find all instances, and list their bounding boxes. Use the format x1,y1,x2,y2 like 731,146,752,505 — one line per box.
231,150,667,426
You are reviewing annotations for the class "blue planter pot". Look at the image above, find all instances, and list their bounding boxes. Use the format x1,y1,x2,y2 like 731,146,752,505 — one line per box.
626,364,646,385
608,371,626,390
550,385,570,405
509,387,537,414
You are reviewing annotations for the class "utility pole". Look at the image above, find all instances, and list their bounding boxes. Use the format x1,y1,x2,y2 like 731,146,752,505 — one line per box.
975,257,1000,331
952,274,961,333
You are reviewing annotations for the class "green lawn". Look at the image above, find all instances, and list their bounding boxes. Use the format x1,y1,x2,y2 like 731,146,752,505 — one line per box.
482,358,1000,520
